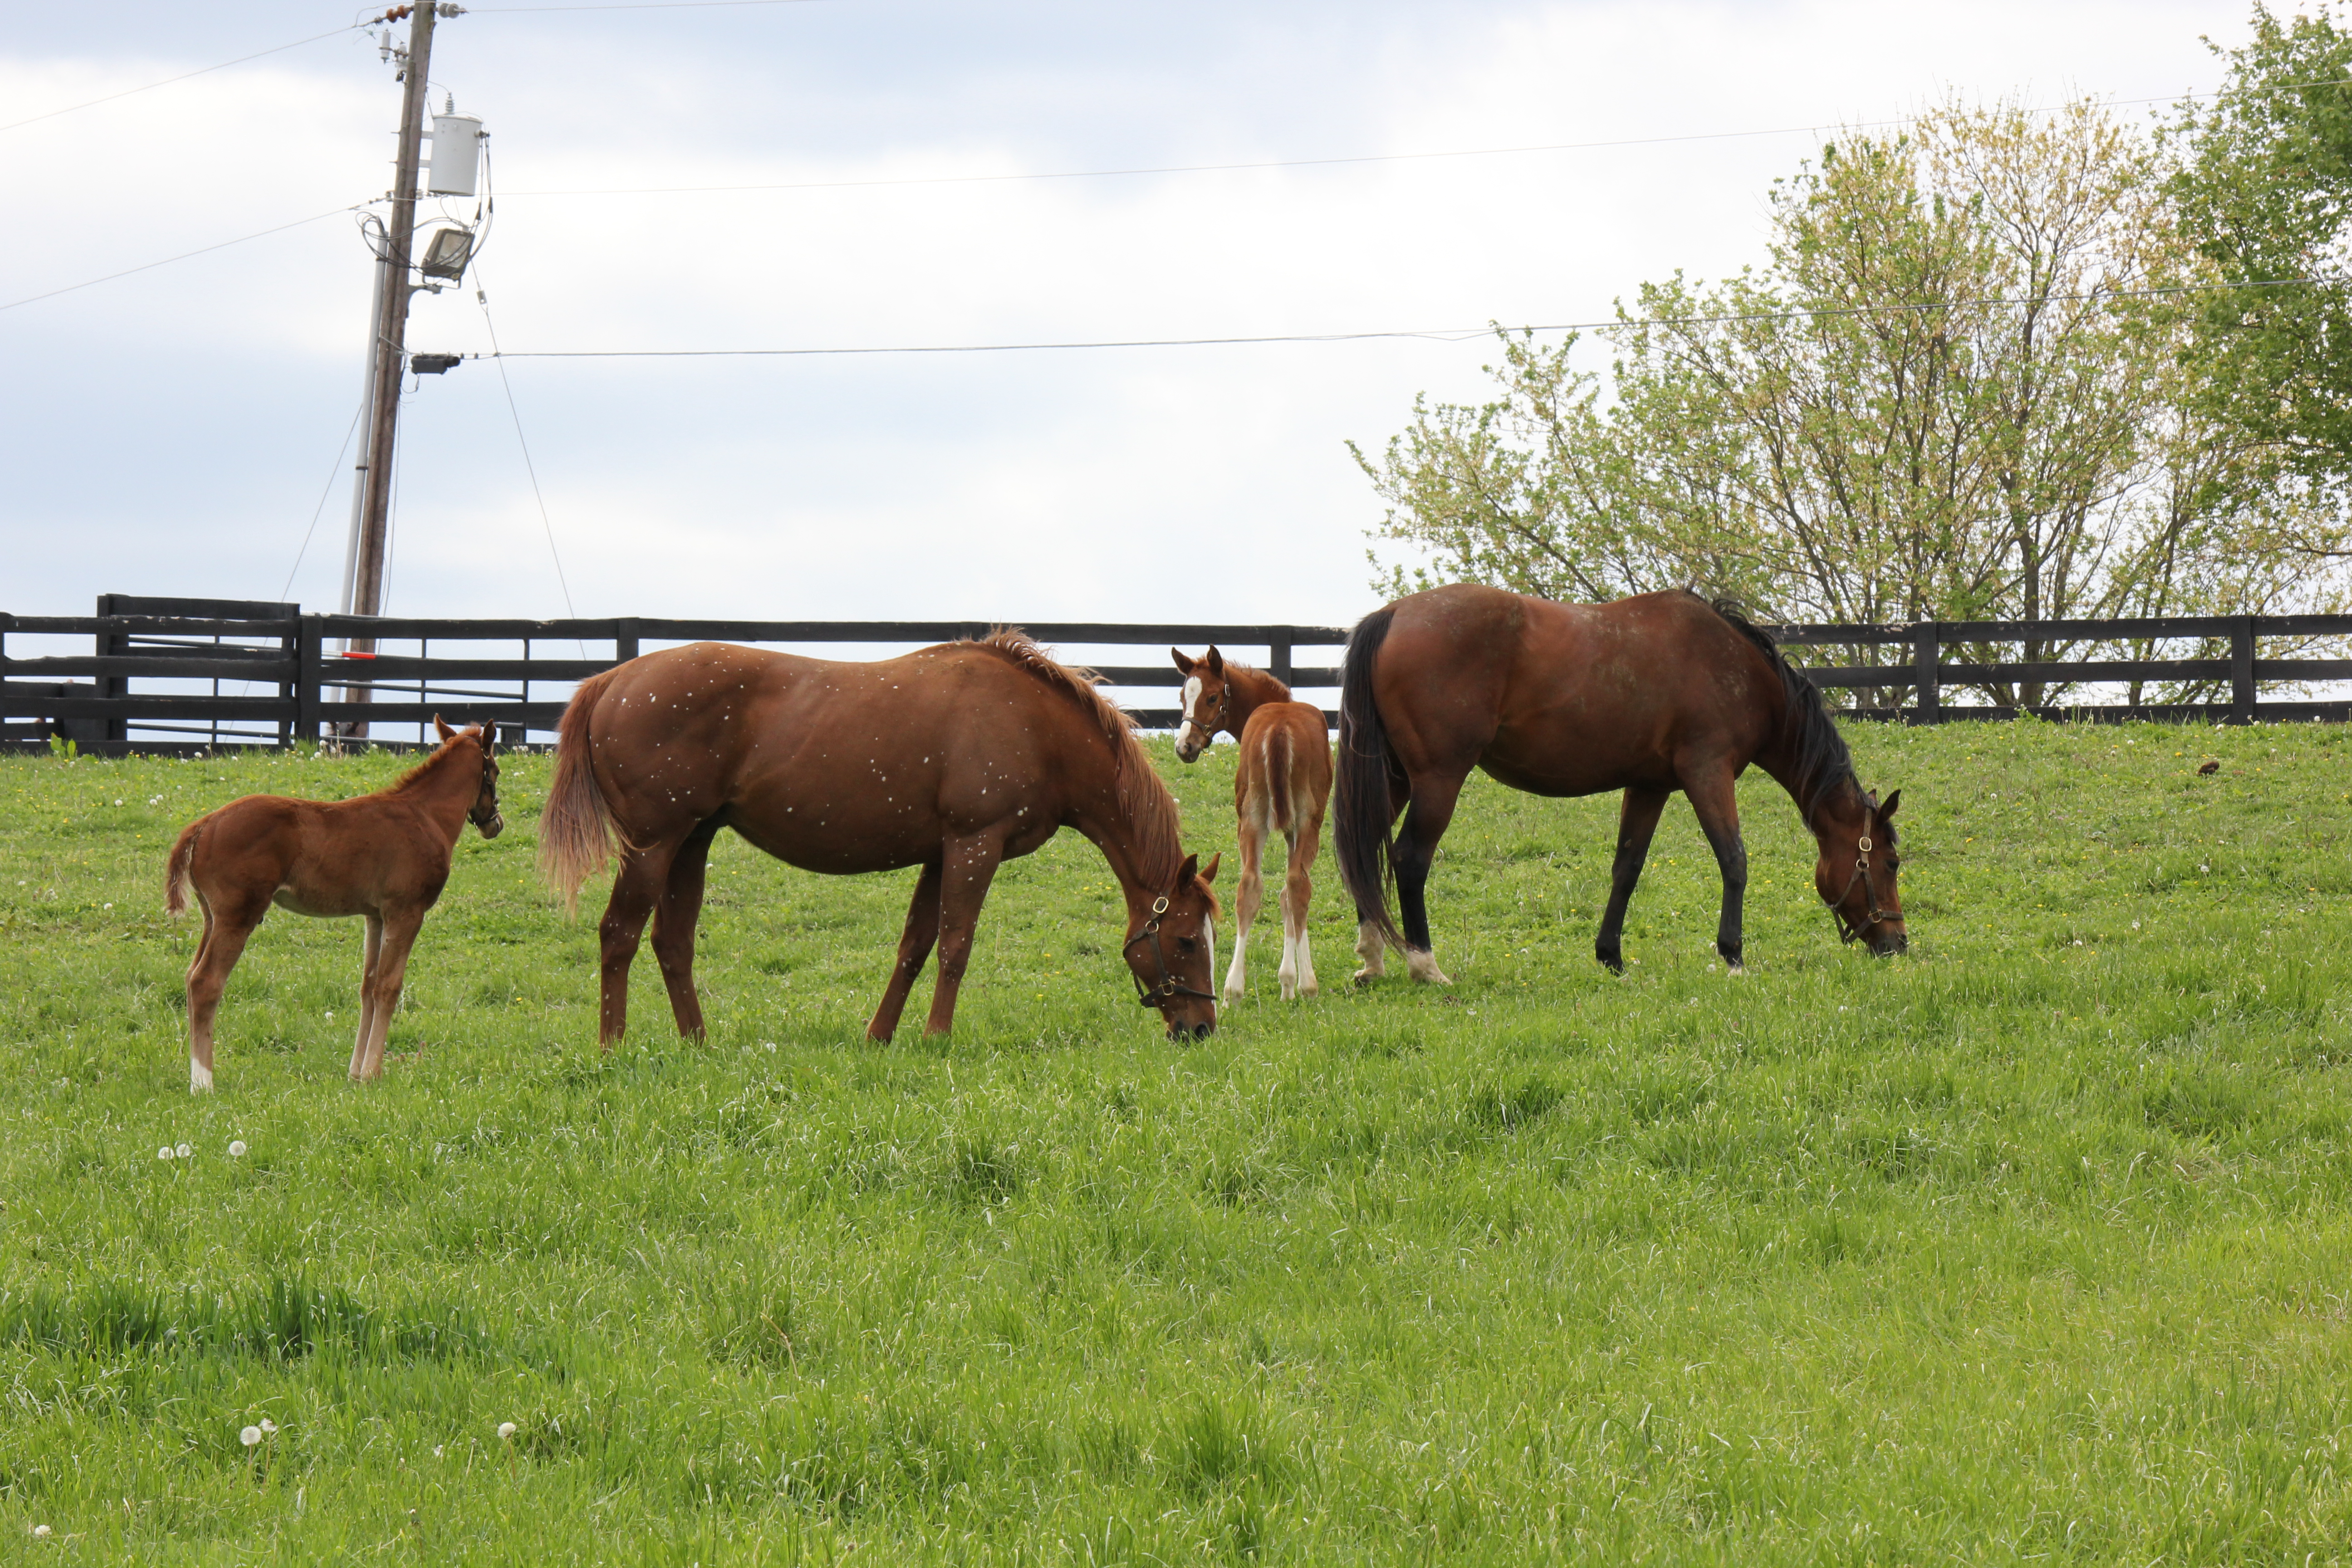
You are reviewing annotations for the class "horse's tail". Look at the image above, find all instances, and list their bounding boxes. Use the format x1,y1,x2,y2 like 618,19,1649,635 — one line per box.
1333,605,1402,949
539,666,624,914
1266,721,1295,835
163,815,206,917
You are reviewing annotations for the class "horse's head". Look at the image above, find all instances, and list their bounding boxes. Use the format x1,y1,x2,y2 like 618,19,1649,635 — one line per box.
1814,786,1903,955
1124,852,1222,1039
435,715,505,839
1169,646,1232,763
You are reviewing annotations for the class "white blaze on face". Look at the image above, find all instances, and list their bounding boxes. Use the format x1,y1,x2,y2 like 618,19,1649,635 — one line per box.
1181,675,1205,745
1204,916,1216,985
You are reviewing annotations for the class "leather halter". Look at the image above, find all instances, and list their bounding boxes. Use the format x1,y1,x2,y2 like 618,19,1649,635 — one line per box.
1826,833,1896,944
467,741,503,832
1179,685,1229,746
1123,894,1218,1006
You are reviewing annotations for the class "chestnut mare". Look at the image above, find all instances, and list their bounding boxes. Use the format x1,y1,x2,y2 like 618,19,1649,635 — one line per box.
1170,646,1333,1002
539,632,1223,1044
164,717,505,1092
1335,586,1906,980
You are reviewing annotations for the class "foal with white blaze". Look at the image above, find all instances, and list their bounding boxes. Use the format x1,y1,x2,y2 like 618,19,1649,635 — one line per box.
1170,647,1333,1001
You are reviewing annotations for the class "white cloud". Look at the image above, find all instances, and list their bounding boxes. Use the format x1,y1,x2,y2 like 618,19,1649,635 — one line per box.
1,0,2233,627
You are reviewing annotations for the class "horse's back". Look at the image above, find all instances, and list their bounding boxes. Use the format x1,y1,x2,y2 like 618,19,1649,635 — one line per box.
1235,700,1331,833
585,638,1104,874
1376,586,1778,795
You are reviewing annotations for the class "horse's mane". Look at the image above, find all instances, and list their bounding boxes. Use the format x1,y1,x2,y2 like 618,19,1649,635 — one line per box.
1700,596,1861,826
387,727,478,795
968,629,1199,897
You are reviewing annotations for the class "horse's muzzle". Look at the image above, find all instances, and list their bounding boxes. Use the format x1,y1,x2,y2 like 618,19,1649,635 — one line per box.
477,813,505,840
1167,1018,1215,1042
1870,926,1907,956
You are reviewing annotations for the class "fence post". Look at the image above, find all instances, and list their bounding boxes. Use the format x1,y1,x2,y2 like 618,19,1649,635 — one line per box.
2230,616,2256,724
614,617,640,665
94,592,127,745
1270,632,1294,688
294,614,324,746
1912,622,1940,725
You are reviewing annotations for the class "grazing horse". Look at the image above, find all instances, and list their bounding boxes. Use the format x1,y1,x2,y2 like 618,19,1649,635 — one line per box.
539,632,1223,1045
1170,646,1333,1001
1334,585,1906,981
164,717,504,1091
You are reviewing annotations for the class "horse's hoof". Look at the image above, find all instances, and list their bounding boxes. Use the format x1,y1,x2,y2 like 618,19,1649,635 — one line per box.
1404,951,1452,985
1352,968,1378,986
189,1063,213,1094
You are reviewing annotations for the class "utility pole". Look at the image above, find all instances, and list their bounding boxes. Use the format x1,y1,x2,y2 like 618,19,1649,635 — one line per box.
340,1,456,738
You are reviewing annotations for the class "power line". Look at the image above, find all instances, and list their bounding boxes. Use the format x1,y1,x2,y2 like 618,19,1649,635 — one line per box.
281,401,370,602
0,24,361,136
0,204,365,314
469,0,830,10
491,80,2352,202
474,273,2343,361
473,270,581,622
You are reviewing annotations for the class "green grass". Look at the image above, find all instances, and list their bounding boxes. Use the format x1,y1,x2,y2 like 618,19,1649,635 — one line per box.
1,720,2349,1563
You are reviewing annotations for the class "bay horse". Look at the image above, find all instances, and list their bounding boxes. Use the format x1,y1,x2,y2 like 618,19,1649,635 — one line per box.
164,717,504,1092
538,632,1223,1044
1334,585,1905,981
1170,646,1333,1001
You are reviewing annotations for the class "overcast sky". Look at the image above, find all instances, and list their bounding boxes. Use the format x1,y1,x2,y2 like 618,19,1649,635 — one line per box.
1,0,2249,631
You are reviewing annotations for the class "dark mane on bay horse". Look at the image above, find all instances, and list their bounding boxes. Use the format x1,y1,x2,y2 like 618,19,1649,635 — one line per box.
539,628,1222,1045
1334,584,1905,981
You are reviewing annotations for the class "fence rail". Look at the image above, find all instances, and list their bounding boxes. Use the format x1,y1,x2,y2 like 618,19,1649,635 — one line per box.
6,599,2351,753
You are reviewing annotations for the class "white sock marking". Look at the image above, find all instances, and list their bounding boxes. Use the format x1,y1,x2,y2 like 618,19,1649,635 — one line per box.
191,1059,213,1093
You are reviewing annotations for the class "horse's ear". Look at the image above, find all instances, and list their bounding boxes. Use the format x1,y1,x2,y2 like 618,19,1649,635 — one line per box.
1205,646,1225,676
434,714,456,742
1174,852,1199,887
1198,851,1220,886
1171,647,1196,676
1878,788,1902,821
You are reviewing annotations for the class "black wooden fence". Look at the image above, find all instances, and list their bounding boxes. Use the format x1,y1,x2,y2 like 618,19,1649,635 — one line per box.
5,597,2350,754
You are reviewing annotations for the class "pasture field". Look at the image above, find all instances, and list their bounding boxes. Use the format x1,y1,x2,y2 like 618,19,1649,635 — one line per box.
0,720,2349,1564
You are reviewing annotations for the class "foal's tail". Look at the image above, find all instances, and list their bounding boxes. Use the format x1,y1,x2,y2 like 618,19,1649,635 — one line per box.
1333,605,1402,950
539,666,624,914
163,815,206,917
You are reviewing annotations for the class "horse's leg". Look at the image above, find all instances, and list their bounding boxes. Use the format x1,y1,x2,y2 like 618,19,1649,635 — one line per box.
353,906,426,1081
867,860,944,1043
1392,772,1465,984
1355,767,1411,982
597,841,682,1049
1225,809,1264,1004
923,832,1006,1037
652,818,723,1041
1683,765,1749,970
185,894,256,1093
1283,805,1324,999
347,913,384,1081
1594,785,1670,974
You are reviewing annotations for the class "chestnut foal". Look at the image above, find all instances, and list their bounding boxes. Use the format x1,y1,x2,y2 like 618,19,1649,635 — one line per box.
1171,647,1333,1001
164,717,504,1092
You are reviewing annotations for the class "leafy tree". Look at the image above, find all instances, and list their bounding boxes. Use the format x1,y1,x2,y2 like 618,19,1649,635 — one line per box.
2168,4,2352,489
1358,99,2350,705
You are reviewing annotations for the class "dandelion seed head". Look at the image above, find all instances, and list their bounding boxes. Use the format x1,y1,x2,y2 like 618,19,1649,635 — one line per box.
175,1143,191,1159
498,1421,518,1441
158,1146,173,1161
240,1426,263,1447
228,1140,247,1157
32,1524,52,1539
260,1418,277,1434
